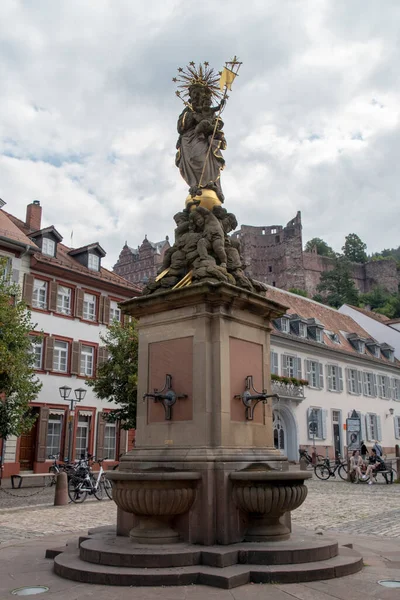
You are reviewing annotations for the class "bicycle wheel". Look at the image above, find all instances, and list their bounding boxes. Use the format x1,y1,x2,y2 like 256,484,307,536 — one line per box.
68,477,88,503
48,466,58,486
338,463,348,481
93,477,105,501
314,464,331,480
102,476,113,500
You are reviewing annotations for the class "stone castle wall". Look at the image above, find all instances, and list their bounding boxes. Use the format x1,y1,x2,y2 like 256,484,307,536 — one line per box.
233,212,399,297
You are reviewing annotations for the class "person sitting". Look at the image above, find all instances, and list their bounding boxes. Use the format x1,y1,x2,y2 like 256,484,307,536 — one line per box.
363,448,385,485
349,450,364,483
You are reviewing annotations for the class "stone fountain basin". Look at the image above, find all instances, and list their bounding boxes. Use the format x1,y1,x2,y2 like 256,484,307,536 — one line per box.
230,470,312,542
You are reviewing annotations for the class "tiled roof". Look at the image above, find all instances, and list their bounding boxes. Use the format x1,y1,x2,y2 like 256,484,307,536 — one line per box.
0,210,39,250
346,304,391,324
264,286,398,367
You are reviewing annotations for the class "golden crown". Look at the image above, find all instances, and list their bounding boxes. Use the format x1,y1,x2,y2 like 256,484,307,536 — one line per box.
172,61,223,102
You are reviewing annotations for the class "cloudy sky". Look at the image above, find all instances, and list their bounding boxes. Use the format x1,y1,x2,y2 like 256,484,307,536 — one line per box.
1,0,399,268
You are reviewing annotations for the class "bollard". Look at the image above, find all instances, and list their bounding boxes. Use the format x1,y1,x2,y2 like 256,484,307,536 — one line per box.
54,472,68,506
299,456,308,471
311,450,317,466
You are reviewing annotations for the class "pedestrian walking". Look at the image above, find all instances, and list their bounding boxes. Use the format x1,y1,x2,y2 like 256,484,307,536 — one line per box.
360,440,368,461
372,441,383,457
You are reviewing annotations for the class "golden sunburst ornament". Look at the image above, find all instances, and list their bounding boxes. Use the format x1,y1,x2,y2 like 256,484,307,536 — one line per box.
172,61,223,102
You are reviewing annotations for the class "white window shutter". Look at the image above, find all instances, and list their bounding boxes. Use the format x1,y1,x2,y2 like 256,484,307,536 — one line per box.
376,416,382,442
357,371,363,395
326,365,332,391
273,352,279,374
392,378,396,400
305,359,311,379
307,408,312,440
282,355,288,376
372,374,378,397
318,363,324,389
321,409,328,440
366,414,372,442
360,413,367,442
338,367,344,392
296,358,302,379
345,368,351,393
378,376,383,398
395,417,400,440
363,372,368,396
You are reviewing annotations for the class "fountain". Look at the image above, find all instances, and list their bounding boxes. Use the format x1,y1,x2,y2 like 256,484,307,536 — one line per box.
50,59,362,588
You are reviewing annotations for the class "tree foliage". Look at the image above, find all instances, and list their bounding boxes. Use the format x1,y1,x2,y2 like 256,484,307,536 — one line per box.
288,288,308,298
314,255,359,308
360,286,400,319
0,260,42,441
304,237,335,258
86,319,138,429
342,233,367,263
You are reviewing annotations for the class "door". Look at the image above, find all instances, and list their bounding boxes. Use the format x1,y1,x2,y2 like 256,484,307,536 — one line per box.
19,410,40,471
273,410,286,453
332,410,341,460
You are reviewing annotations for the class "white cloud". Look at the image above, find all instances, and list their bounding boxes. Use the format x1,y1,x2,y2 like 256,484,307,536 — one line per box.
0,0,399,269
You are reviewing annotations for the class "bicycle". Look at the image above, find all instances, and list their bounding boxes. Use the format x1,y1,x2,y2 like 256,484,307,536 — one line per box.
68,458,113,503
314,457,348,481
48,453,76,485
299,448,325,467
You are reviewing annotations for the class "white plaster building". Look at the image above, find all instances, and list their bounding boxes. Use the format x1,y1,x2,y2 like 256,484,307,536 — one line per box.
0,201,140,477
265,287,400,462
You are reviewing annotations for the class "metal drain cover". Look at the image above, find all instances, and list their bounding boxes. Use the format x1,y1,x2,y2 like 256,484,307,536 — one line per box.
11,586,49,596
378,580,400,588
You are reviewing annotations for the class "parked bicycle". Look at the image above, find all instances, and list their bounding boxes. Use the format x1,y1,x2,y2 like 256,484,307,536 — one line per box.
299,448,325,467
314,457,348,481
48,453,76,485
68,458,113,503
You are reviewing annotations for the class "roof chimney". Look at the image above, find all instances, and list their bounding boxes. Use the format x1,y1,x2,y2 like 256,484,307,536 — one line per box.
26,200,42,232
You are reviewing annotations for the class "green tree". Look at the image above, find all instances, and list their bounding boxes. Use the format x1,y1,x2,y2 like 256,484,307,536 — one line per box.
314,255,359,308
0,259,42,459
86,319,138,429
342,233,367,263
359,286,391,311
304,237,335,258
288,288,308,298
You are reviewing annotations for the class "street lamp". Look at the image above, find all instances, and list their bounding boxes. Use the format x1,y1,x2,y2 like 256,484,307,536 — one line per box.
59,386,87,462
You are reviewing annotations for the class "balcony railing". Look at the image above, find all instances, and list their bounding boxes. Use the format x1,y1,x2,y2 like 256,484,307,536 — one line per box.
271,379,306,401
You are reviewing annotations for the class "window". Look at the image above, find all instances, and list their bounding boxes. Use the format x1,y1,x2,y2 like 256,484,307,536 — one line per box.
363,372,376,397
347,368,361,395
88,254,100,271
75,415,90,459
366,413,380,441
280,318,290,333
32,279,47,309
378,375,391,399
271,228,277,234
30,336,43,369
0,256,12,282
83,293,96,321
42,238,55,257
57,286,72,315
110,300,121,322
53,340,69,372
307,408,326,440
393,379,400,401
104,423,117,459
282,354,301,378
373,346,381,358
315,328,323,343
80,345,94,377
46,414,63,456
327,365,343,392
298,322,307,338
268,265,272,272
306,360,323,389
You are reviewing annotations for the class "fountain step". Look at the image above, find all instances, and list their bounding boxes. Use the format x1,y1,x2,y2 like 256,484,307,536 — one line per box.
53,547,362,589
78,534,338,568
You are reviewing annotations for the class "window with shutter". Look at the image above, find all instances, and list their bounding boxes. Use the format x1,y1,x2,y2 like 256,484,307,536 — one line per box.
282,354,289,376
376,416,382,441
103,297,111,325
36,407,50,462
96,413,106,460
307,407,323,439
338,367,344,392
44,336,55,371
49,281,57,312
22,273,34,305
70,341,81,375
394,416,400,440
75,289,84,318
270,351,279,375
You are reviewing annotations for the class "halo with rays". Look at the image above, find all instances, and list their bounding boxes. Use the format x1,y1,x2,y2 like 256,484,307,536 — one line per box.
172,61,223,103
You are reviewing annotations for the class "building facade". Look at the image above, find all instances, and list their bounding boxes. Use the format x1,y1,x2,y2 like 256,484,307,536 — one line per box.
231,212,398,296
1,201,140,477
265,287,400,462
113,236,170,288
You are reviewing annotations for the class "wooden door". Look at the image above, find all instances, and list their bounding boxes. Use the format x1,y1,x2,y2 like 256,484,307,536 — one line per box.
19,410,39,471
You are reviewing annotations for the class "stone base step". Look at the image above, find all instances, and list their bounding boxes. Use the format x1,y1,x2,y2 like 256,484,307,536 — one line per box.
78,534,339,568
54,547,363,589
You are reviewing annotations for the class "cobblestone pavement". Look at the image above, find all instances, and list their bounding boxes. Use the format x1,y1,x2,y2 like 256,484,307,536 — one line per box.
1,477,400,546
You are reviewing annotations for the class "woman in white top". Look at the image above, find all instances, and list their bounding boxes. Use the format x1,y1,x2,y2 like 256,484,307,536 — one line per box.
349,450,364,482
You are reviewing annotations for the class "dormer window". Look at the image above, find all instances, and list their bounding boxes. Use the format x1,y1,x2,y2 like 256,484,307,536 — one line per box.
298,322,307,338
274,316,290,333
42,238,55,257
348,334,366,354
366,339,381,359
381,343,395,362
289,314,308,338
315,328,323,343
88,253,100,271
306,318,324,343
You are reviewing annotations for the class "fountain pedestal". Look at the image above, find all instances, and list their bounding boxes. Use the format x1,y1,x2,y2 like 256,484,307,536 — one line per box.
115,282,293,545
